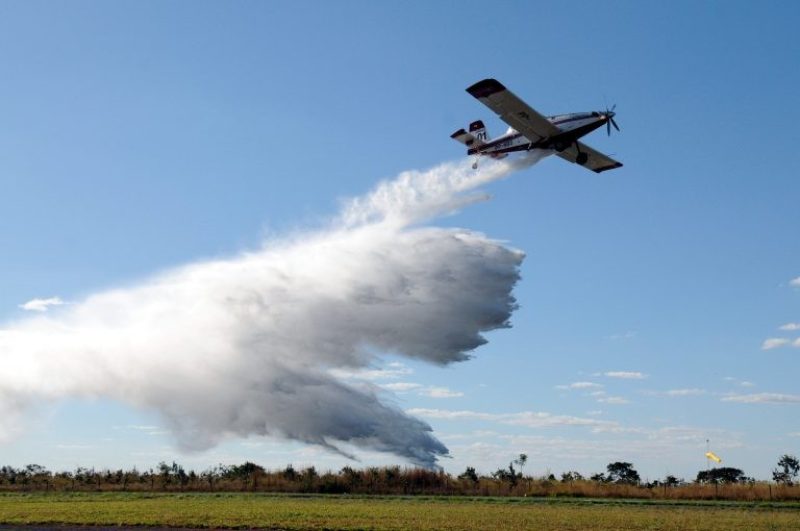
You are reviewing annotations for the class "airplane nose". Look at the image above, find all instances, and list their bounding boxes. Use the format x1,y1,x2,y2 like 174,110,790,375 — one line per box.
606,111,615,119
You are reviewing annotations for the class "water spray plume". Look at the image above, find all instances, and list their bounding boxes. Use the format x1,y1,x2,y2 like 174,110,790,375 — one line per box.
0,153,545,467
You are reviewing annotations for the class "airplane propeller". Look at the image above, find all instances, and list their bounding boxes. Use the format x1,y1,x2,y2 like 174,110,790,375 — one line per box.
605,104,620,136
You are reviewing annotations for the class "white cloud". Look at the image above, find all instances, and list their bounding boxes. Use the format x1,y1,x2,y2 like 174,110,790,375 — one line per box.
790,276,800,288
421,387,464,398
330,363,414,381
762,338,790,350
723,377,755,388
597,396,630,405
18,297,65,312
794,338,800,348
778,323,800,331
604,371,646,380
557,381,603,390
722,393,800,404
441,425,745,477
381,382,423,392
379,382,463,398
664,388,707,396
406,408,618,430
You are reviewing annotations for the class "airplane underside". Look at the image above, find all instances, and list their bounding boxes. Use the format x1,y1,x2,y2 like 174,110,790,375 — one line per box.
453,78,623,174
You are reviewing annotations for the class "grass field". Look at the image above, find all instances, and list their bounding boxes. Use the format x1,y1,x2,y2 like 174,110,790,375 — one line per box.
2,493,800,530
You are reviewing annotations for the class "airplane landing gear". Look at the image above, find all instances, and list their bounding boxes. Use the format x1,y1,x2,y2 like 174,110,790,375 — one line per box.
575,142,588,165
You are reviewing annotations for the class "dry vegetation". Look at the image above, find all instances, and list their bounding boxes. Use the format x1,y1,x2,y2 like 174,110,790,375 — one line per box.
2,463,800,502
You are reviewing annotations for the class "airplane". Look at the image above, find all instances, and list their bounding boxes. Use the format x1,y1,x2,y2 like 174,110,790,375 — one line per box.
451,78,623,173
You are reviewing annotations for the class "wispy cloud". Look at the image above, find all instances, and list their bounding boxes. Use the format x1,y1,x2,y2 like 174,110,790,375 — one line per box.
556,381,603,390
665,388,707,396
604,371,646,380
597,396,630,405
762,338,790,350
722,393,800,404
379,382,463,398
779,323,800,331
330,363,414,381
18,296,65,312
113,425,168,436
421,387,464,398
790,276,800,288
723,377,756,388
794,338,800,348
443,425,743,474
381,382,423,392
407,408,618,430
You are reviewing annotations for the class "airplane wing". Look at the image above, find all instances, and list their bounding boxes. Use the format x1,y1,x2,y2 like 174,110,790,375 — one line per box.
557,141,623,173
466,78,561,143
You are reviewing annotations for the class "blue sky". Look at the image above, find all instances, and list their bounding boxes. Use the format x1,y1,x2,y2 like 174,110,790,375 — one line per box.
1,1,799,481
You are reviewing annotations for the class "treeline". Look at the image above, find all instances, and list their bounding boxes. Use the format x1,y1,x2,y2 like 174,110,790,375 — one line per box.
1,455,798,501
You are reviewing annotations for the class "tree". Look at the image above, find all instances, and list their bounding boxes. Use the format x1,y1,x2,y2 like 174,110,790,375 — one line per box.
606,462,640,485
561,471,584,483
492,462,519,486
458,466,479,483
773,454,800,485
695,467,746,484
514,454,528,475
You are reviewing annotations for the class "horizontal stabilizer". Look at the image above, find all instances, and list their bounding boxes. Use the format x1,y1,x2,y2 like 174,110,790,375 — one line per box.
450,128,479,147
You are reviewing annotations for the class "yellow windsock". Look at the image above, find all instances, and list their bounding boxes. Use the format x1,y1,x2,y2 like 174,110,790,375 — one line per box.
705,451,722,463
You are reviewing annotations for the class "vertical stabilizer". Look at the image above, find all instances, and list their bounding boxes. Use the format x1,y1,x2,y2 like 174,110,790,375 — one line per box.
469,120,489,142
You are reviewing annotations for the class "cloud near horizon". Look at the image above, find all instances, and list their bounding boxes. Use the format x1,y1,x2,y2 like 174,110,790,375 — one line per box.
603,371,646,380
722,393,800,404
18,297,65,312
0,154,545,468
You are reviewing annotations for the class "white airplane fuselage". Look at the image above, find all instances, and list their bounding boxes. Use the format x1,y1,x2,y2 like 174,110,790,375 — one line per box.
468,111,615,158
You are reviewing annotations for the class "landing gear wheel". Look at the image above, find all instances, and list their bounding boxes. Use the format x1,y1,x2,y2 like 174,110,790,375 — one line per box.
472,161,479,170
576,152,588,165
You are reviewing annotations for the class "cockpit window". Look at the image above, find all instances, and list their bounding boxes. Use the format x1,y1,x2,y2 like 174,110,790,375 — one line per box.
591,111,600,117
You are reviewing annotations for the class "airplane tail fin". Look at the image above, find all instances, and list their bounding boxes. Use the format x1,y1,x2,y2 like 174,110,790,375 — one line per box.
450,120,490,155
469,120,489,143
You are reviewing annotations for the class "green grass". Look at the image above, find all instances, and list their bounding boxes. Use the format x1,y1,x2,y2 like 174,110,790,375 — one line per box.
1,492,799,530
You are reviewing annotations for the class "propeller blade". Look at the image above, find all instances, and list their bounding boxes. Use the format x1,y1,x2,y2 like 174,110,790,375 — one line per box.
611,117,620,132
606,120,611,136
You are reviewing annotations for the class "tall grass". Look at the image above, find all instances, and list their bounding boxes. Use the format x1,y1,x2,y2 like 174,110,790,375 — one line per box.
2,464,798,501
